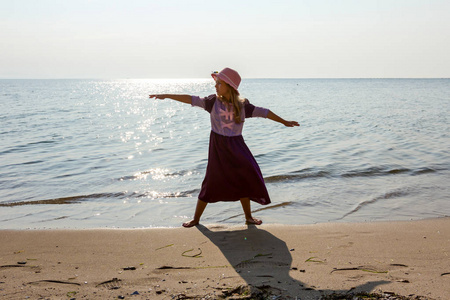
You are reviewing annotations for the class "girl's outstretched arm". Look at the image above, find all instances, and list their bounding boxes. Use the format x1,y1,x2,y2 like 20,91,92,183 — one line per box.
267,110,299,127
149,94,192,104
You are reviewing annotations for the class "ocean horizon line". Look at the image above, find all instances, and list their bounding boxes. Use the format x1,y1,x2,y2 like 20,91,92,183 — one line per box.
1,77,449,81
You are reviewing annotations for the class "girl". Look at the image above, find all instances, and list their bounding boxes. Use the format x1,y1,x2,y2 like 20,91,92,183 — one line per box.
149,68,299,228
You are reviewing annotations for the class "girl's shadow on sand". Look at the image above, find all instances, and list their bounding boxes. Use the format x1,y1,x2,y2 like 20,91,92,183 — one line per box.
196,224,389,299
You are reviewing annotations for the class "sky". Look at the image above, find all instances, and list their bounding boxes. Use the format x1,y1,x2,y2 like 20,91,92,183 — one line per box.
1,0,449,79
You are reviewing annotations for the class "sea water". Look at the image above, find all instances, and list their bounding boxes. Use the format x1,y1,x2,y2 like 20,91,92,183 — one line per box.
0,78,449,229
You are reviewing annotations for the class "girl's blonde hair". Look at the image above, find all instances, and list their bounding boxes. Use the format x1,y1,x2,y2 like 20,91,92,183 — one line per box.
222,83,245,124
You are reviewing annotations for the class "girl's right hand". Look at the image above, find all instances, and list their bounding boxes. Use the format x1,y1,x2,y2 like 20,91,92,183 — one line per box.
149,94,166,99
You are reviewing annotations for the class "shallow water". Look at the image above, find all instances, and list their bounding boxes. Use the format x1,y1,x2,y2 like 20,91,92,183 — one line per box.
1,78,449,229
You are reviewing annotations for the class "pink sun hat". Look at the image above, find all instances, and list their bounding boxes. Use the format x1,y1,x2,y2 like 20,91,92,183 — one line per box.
211,68,241,94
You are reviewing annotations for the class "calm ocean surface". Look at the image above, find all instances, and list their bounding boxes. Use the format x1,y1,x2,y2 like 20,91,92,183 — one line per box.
1,78,449,229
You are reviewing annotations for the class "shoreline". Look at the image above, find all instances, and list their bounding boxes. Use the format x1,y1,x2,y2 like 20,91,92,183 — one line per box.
1,217,449,299
2,218,448,232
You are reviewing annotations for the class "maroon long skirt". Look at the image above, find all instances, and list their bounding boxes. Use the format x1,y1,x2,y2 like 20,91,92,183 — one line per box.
198,131,271,205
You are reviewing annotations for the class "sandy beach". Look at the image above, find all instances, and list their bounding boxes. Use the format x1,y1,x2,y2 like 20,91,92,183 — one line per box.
1,218,449,299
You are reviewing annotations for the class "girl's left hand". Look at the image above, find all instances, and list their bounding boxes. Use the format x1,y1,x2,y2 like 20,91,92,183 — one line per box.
284,120,300,127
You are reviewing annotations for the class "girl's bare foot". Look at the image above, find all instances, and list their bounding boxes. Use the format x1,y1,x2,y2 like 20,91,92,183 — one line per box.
182,219,199,228
246,217,262,225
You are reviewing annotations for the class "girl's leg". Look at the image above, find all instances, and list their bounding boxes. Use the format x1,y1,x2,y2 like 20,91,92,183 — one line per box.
240,197,262,225
182,199,208,228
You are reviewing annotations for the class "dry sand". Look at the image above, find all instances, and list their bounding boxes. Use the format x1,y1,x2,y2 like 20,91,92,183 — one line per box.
1,217,449,299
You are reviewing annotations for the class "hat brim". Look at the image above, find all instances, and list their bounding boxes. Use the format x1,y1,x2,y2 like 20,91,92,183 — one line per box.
211,73,239,95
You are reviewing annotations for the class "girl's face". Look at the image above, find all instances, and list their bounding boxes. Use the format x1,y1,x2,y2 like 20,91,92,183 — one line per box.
215,79,231,99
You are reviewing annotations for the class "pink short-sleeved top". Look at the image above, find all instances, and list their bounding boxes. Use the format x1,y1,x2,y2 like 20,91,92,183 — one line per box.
191,95,269,137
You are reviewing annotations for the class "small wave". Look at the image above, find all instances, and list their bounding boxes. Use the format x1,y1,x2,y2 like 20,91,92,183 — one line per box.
341,166,443,178
118,168,196,181
0,192,127,207
218,201,294,222
412,167,438,175
0,140,58,155
0,189,200,207
35,216,69,223
252,201,294,213
265,165,440,183
341,167,411,178
2,160,45,168
339,189,409,220
0,213,34,222
265,170,331,183
130,189,199,199
22,160,45,165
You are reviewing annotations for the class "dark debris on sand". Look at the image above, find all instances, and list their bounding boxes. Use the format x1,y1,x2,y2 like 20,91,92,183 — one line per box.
172,285,433,300
321,291,433,300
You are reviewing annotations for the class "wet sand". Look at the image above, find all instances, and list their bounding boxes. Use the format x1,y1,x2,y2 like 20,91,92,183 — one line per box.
1,218,449,299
